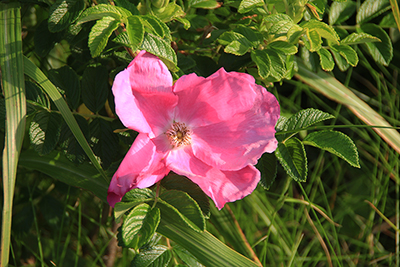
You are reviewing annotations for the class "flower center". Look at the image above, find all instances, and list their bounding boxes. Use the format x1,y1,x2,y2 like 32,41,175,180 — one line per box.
166,122,191,147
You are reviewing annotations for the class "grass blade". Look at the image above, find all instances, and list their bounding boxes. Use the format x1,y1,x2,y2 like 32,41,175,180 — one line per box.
0,3,26,265
296,62,400,154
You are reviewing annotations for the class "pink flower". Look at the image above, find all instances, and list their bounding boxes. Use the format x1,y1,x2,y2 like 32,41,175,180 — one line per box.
108,51,280,209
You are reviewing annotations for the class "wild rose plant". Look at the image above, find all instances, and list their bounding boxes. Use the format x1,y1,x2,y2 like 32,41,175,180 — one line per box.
108,51,280,209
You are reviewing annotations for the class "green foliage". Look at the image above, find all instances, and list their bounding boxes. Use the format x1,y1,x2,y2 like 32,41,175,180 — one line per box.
5,0,400,266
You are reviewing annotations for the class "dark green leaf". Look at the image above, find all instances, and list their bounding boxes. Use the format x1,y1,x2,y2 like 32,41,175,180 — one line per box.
317,48,334,71
359,23,393,66
299,46,320,72
141,33,178,72
256,152,277,189
88,16,120,57
81,65,109,113
278,108,335,141
48,0,84,32
48,66,80,110
161,173,210,217
59,114,89,163
329,0,357,25
303,130,360,167
275,137,308,182
234,25,263,47
131,245,171,267
29,110,63,155
356,0,390,24
158,190,205,231
34,19,62,57
114,0,140,15
25,80,50,109
264,14,294,36
89,118,119,168
119,203,160,249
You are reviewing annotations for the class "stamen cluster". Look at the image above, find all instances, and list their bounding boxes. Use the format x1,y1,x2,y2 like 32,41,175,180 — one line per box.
166,122,191,147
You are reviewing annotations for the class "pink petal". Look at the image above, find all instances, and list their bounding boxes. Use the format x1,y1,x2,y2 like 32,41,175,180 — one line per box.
173,68,280,170
166,147,260,209
112,51,178,138
191,89,279,170
107,133,170,207
173,68,266,126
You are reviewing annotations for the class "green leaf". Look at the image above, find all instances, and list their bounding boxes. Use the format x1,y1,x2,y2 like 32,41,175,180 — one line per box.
119,203,160,249
329,0,357,25
379,12,397,27
25,80,50,110
88,16,120,57
330,47,350,71
303,130,360,168
330,44,358,67
356,0,390,24
141,15,170,39
81,65,109,113
48,0,85,32
251,49,271,79
154,3,185,22
59,114,89,163
34,19,62,57
266,49,286,81
173,245,204,267
157,190,205,232
77,4,128,25
302,19,340,44
141,33,178,72
161,173,210,217
23,57,108,181
234,25,263,46
256,152,277,189
224,39,252,56
48,66,80,110
299,46,320,72
264,14,294,36
29,110,63,156
19,149,109,202
89,118,119,168
268,41,298,55
275,137,308,182
114,0,140,15
238,0,264,14
189,0,220,9
304,29,322,52
278,108,335,141
131,245,171,267
125,15,144,51
115,189,156,221
317,47,334,71
340,32,381,45
359,23,393,66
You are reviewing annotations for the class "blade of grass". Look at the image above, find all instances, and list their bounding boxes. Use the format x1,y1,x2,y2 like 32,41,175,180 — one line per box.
295,62,400,155
23,56,109,183
390,0,400,32
365,200,400,233
0,3,27,266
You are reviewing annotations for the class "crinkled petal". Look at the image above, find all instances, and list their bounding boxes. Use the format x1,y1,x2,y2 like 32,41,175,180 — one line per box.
113,51,177,137
166,147,260,209
173,68,266,127
190,82,280,170
107,133,170,207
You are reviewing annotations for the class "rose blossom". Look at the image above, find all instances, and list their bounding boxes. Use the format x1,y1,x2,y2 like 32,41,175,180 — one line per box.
108,51,280,209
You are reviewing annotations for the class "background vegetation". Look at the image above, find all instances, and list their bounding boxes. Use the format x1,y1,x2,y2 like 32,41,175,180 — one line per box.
1,0,399,266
